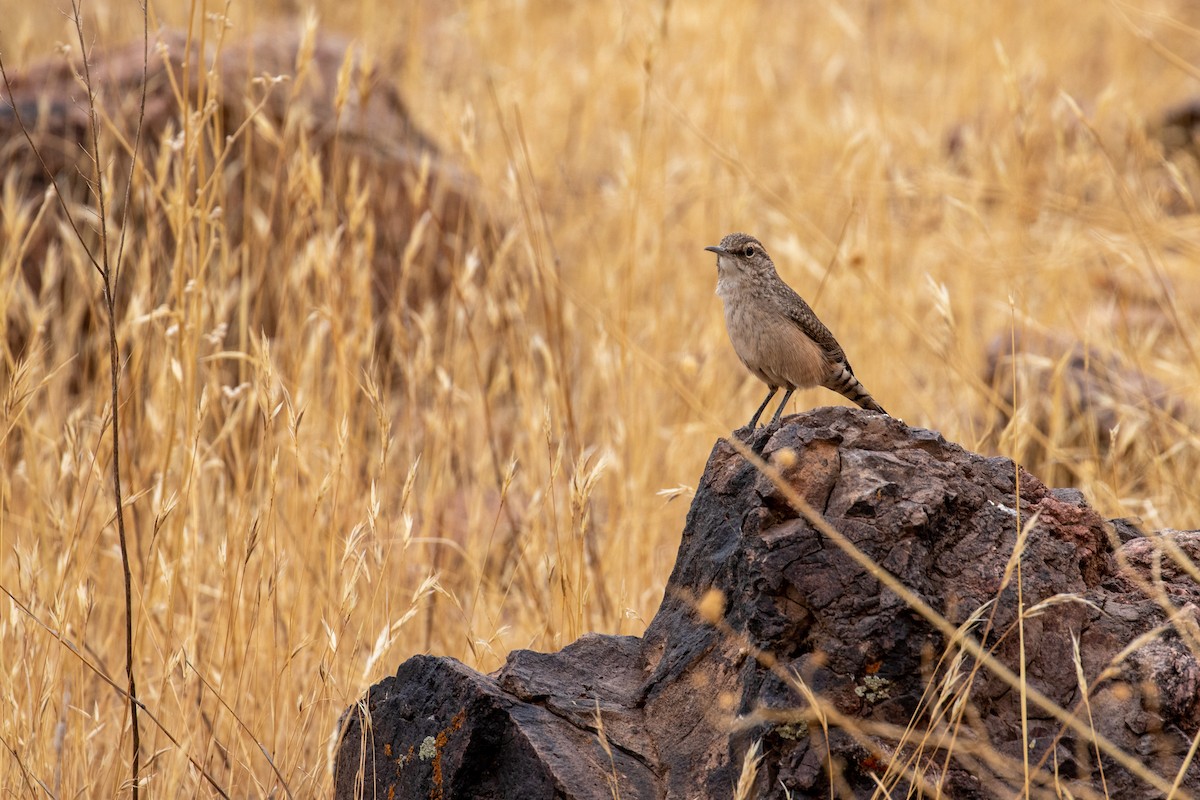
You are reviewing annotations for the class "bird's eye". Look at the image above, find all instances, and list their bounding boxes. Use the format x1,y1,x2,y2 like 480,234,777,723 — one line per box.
743,245,756,257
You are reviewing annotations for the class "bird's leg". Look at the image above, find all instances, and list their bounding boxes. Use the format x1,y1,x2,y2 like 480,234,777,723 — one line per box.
747,387,778,429
769,388,795,425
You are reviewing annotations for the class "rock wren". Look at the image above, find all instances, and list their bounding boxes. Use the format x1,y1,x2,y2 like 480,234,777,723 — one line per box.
705,232,889,428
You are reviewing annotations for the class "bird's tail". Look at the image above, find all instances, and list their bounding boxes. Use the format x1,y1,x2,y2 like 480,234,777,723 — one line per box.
825,365,888,416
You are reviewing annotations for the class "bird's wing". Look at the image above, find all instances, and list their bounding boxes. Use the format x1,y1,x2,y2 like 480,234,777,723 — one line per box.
781,289,853,372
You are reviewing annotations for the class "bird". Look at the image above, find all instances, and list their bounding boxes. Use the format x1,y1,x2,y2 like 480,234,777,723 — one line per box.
705,232,888,429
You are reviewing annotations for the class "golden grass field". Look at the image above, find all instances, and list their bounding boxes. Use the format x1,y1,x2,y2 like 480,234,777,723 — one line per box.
3,0,1200,796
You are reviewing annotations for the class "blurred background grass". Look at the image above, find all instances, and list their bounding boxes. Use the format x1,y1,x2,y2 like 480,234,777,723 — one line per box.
3,0,1200,795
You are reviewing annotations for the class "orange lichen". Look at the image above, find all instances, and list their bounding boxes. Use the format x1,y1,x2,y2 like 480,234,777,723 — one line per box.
429,710,468,800
395,743,416,770
860,754,885,774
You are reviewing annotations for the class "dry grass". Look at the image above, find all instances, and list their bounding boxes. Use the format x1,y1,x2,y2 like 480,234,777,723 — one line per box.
3,0,1200,796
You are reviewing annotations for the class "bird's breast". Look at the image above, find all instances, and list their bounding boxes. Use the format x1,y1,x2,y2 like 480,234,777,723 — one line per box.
724,302,832,390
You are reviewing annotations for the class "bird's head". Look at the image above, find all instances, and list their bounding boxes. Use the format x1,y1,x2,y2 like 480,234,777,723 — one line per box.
705,232,775,280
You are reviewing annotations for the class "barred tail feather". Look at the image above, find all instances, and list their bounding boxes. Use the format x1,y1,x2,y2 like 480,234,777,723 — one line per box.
825,365,889,416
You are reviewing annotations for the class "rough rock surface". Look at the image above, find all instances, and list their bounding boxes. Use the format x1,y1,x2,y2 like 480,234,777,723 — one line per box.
334,407,1200,799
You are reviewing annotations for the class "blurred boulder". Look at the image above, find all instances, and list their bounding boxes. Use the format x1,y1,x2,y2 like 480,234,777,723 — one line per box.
1149,97,1200,213
1155,98,1200,159
334,407,1200,799
983,330,1190,487
2,23,497,359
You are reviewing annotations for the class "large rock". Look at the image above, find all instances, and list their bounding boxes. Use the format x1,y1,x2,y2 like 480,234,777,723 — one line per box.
1,24,491,290
3,23,498,378
333,407,1200,799
982,330,1192,488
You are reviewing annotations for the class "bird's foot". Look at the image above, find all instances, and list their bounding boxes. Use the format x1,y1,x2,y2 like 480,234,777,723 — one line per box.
732,423,776,455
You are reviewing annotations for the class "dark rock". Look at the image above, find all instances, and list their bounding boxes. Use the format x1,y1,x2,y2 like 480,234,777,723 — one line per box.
2,25,492,287
1157,98,1200,158
982,330,1191,488
333,647,657,800
1152,98,1200,214
2,24,499,377
334,407,1200,799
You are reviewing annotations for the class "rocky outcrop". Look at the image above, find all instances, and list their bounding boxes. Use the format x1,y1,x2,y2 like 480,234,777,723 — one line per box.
2,23,498,369
333,407,1200,799
982,330,1192,487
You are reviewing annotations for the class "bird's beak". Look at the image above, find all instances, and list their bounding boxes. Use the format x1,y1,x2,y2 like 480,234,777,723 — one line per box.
704,245,726,256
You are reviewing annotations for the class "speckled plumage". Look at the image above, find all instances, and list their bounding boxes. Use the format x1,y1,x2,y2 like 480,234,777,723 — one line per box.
705,232,888,428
